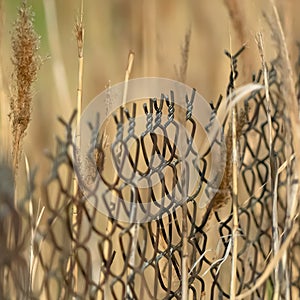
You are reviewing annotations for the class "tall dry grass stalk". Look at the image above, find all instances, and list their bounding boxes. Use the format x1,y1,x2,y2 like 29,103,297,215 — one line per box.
229,92,238,300
171,83,191,299
124,52,139,299
24,155,45,294
175,28,191,299
227,41,239,300
10,0,41,173
256,32,281,300
181,202,189,299
99,50,135,299
71,0,85,295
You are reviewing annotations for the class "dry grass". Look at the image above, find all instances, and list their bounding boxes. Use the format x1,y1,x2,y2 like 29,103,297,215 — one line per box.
71,0,85,294
9,0,41,173
0,1,299,299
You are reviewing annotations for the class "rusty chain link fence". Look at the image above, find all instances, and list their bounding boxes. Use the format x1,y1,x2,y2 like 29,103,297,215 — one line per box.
0,49,299,300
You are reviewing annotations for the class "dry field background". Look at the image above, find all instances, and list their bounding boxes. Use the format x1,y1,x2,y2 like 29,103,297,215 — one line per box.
0,0,300,299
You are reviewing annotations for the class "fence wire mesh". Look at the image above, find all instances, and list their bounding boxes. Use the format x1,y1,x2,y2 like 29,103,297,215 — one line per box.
0,50,299,300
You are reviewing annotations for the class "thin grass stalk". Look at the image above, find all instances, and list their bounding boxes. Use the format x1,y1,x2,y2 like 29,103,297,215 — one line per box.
72,0,84,296
177,34,191,299
283,167,298,300
30,200,45,288
271,159,280,300
99,51,135,299
282,151,297,300
97,82,111,297
282,123,294,296
201,238,232,278
24,157,45,296
24,155,34,295
230,102,238,300
171,79,190,298
256,32,281,300
181,203,189,299
122,51,135,105
75,0,84,134
124,52,139,299
228,41,239,300
255,33,273,160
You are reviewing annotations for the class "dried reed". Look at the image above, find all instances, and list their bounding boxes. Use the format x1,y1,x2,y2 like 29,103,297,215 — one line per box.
10,0,41,173
69,0,85,296
227,40,239,300
256,32,281,300
174,26,192,299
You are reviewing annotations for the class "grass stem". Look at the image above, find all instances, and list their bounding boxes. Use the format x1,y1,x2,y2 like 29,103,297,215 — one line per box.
72,0,84,296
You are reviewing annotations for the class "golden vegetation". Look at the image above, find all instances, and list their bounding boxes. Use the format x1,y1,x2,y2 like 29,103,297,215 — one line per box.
0,0,299,299
9,0,41,173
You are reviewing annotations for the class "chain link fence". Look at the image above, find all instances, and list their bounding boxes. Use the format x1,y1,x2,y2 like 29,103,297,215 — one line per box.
0,50,299,299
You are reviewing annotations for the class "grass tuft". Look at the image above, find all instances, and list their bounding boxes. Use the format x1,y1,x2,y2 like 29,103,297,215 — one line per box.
9,0,41,173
